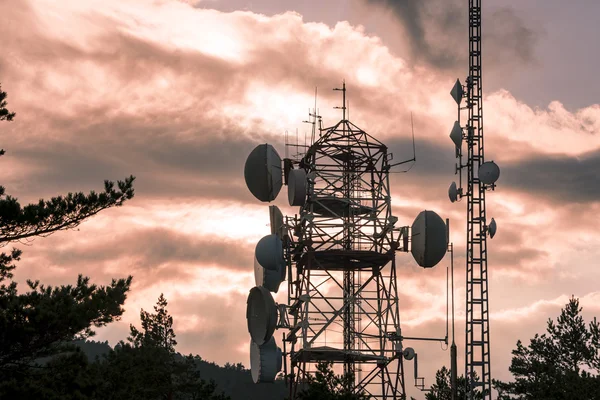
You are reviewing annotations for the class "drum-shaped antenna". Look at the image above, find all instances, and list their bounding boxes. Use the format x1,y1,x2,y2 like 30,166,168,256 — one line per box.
448,181,458,203
288,169,307,206
244,144,283,202
403,347,415,361
250,336,283,383
478,161,500,185
246,286,278,346
254,256,283,293
255,234,285,271
269,205,285,237
411,210,448,268
489,217,497,239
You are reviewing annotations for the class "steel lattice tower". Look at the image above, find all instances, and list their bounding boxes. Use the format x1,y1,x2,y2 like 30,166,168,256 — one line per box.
464,1,492,397
285,82,408,399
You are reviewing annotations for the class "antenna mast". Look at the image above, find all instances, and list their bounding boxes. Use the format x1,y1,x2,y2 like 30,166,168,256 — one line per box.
448,1,501,398
242,82,454,400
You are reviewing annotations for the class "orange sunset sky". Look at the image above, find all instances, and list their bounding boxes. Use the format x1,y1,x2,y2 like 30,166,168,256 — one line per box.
2,0,600,398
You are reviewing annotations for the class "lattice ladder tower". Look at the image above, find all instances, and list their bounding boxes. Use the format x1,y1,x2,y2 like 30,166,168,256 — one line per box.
465,0,492,398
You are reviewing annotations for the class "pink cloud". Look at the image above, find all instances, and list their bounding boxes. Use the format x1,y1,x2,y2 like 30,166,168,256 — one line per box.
1,1,599,397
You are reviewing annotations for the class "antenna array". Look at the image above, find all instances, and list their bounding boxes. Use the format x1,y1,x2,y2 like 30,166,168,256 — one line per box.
243,83,451,399
448,1,501,398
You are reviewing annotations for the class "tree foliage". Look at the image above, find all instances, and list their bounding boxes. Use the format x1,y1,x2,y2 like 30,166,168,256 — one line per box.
297,361,369,400
0,83,135,397
424,366,483,400
493,296,600,399
0,84,15,121
98,294,229,400
0,83,135,248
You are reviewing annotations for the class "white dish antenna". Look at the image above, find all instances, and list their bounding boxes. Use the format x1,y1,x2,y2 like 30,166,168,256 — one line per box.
287,169,307,206
488,217,497,239
244,144,283,202
246,286,278,346
478,161,500,185
255,234,285,271
448,181,458,203
250,336,283,383
411,210,448,268
403,347,415,361
269,205,285,237
254,256,284,293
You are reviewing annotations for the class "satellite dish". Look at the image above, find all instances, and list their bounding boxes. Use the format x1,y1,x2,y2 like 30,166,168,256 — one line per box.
269,205,285,237
478,161,500,185
448,181,458,203
411,210,448,268
288,169,307,206
250,336,283,383
488,218,497,239
450,121,462,150
403,347,415,361
255,234,285,271
254,256,283,293
244,144,283,202
246,286,278,346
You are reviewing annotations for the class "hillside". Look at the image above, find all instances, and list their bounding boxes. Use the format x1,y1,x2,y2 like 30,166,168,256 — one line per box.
75,340,288,400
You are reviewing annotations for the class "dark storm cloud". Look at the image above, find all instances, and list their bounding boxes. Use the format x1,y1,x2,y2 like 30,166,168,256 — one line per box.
364,0,538,70
501,149,600,204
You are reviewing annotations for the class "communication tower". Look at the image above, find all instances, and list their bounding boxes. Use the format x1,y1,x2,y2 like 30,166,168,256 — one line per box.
448,1,501,398
244,82,450,399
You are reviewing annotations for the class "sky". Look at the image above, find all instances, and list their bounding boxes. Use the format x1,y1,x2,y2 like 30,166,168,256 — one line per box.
1,0,600,398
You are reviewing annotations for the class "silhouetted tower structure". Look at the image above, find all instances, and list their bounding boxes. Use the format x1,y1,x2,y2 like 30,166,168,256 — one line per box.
449,1,501,398
243,82,450,400
286,81,408,399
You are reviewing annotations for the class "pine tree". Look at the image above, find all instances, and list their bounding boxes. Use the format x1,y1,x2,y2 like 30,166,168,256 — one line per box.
425,366,483,400
101,294,230,400
493,296,600,399
296,361,369,400
130,293,177,352
0,83,135,398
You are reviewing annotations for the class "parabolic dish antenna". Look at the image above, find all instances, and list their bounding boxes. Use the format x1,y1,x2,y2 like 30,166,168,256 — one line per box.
450,121,462,150
403,347,415,361
244,144,283,202
478,161,500,185
269,205,285,237
288,169,307,207
246,286,278,346
411,210,448,268
254,256,284,293
489,217,497,239
255,234,285,271
250,336,283,384
448,181,458,203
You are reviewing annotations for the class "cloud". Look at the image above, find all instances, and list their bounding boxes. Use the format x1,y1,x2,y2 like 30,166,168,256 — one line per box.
363,0,539,70
1,0,599,391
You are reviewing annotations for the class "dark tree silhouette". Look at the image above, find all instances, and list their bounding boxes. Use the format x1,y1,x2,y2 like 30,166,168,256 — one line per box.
0,84,15,121
0,83,135,398
100,294,229,400
424,366,483,400
0,84,135,369
493,296,600,399
130,293,177,352
296,361,369,400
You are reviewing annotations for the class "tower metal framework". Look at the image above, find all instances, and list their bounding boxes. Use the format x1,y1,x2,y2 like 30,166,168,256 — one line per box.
284,82,409,399
451,1,494,397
